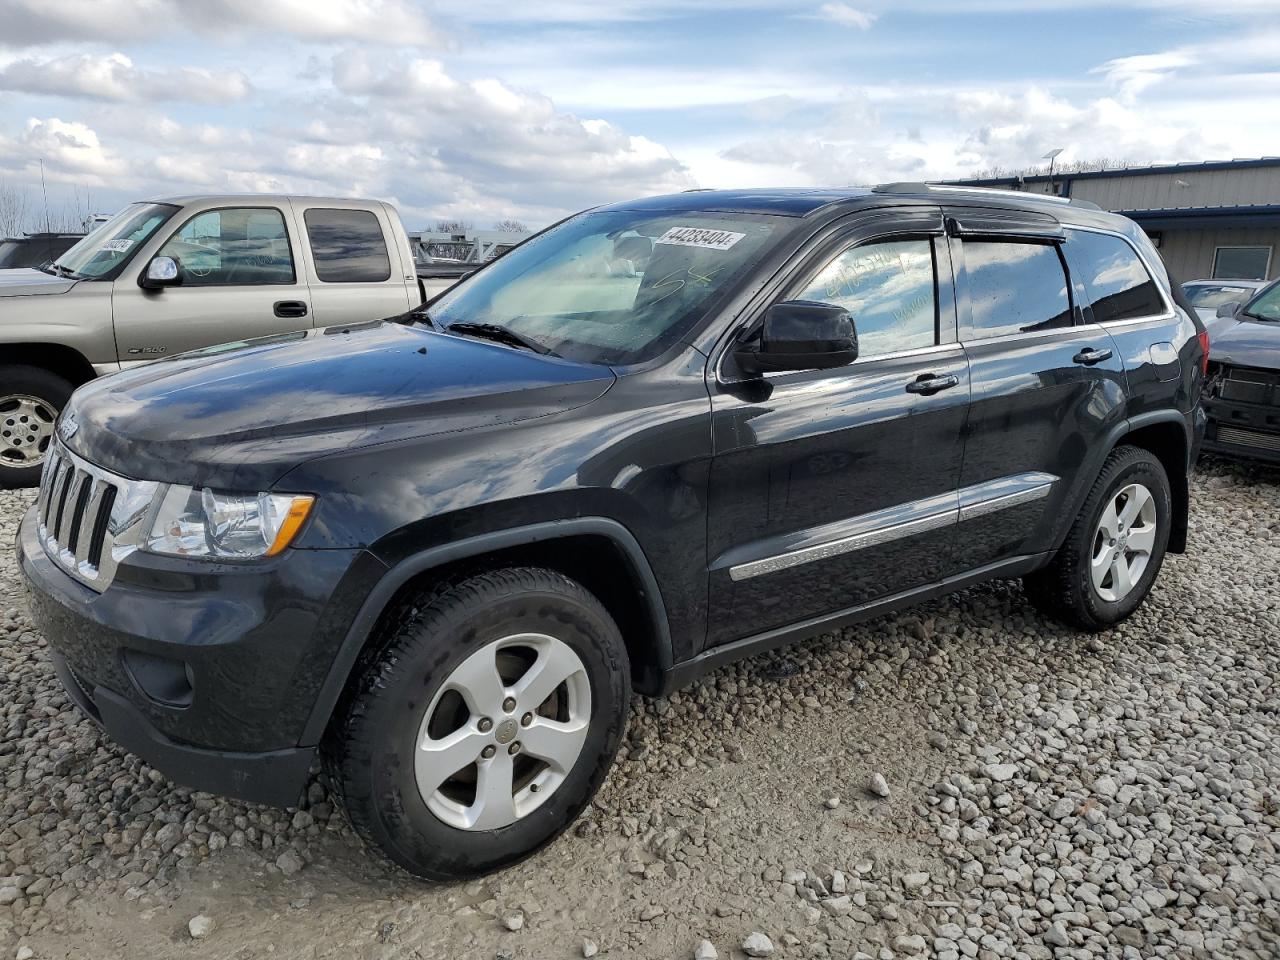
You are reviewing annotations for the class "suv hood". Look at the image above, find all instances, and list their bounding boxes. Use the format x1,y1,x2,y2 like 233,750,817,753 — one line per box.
62,321,615,490
0,267,77,297
1207,315,1280,370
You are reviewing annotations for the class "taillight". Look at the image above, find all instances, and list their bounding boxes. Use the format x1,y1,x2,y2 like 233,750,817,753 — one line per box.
1197,330,1210,375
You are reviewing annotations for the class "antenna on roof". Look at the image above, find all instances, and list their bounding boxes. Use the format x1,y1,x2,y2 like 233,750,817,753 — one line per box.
39,158,51,234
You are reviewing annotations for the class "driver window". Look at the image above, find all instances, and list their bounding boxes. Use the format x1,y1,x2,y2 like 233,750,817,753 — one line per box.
793,238,938,358
158,208,295,287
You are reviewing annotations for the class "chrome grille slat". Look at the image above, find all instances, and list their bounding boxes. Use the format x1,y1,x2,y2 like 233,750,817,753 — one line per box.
34,439,154,593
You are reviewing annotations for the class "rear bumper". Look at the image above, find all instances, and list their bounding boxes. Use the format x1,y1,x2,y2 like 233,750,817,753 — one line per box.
17,505,385,806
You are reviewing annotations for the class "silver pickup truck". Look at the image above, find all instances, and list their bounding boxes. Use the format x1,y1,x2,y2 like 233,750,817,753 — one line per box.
1,194,450,487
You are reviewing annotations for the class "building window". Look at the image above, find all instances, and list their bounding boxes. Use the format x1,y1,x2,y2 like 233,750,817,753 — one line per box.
1212,246,1271,281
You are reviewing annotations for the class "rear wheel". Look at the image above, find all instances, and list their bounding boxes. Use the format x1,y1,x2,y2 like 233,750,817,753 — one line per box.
1024,445,1172,631
324,567,629,880
0,365,74,489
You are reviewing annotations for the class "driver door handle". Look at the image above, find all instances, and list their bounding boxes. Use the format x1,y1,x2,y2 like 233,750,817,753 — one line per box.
905,373,960,395
1073,347,1113,366
274,300,308,319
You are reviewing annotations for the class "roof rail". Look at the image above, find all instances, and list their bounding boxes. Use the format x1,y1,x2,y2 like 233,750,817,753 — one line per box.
873,181,1104,211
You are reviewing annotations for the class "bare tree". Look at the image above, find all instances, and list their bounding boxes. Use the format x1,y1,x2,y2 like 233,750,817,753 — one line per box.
493,219,528,233
964,156,1137,181
434,219,474,234
0,180,30,238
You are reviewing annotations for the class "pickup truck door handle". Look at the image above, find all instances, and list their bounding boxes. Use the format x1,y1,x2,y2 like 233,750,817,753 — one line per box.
905,373,961,395
1073,347,1113,366
274,300,308,319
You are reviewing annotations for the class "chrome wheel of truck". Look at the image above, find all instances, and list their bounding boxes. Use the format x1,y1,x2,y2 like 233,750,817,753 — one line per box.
0,366,75,489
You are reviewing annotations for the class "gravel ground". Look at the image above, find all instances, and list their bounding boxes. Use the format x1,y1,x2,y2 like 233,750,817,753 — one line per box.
1,458,1278,960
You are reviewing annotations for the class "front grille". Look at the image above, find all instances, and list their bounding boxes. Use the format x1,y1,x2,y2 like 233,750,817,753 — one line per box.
1216,425,1280,453
1214,365,1280,408
35,440,154,592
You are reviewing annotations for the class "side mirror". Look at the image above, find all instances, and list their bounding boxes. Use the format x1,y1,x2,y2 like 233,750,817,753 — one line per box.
1216,300,1241,319
735,300,858,375
139,256,181,290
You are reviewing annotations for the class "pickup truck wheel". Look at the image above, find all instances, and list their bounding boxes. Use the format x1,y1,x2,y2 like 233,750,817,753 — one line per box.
324,567,629,880
0,365,74,489
1023,445,1172,632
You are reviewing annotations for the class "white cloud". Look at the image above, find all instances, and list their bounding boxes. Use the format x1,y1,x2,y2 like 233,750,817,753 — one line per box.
0,0,439,47
0,52,251,104
815,3,877,29
1095,51,1197,102
0,117,124,185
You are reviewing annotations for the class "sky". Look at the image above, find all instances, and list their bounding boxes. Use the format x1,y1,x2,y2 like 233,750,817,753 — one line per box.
0,0,1276,232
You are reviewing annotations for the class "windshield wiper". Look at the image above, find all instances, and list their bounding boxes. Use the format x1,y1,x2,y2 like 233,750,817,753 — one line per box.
1242,310,1276,323
45,262,84,280
385,305,437,328
445,322,559,357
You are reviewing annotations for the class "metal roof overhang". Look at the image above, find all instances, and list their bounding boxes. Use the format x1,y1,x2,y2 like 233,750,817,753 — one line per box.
1118,205,1280,231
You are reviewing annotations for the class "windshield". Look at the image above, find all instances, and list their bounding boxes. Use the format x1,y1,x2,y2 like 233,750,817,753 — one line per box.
54,202,177,279
1185,283,1256,310
1242,282,1280,322
430,208,787,364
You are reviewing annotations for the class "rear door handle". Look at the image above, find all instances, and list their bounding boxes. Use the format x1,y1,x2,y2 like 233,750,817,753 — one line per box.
274,300,308,319
905,373,960,395
1073,347,1113,366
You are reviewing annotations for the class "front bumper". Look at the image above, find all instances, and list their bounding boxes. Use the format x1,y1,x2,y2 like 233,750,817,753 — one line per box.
1202,399,1280,463
17,506,384,806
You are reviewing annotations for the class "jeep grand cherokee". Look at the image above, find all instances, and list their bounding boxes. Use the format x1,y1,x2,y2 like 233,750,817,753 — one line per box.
18,184,1206,880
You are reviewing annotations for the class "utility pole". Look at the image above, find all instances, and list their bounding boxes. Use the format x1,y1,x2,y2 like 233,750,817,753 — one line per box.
39,158,51,232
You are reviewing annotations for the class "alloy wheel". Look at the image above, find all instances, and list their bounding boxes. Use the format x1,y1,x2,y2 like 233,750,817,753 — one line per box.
414,632,591,830
0,395,57,471
1091,482,1158,603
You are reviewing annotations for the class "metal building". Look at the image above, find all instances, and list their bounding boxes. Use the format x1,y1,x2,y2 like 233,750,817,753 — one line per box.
946,158,1280,283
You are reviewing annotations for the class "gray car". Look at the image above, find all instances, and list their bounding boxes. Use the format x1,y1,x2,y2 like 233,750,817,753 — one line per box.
1182,278,1269,323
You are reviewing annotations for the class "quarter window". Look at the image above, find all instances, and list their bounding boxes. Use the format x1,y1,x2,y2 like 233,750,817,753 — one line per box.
1212,246,1271,281
793,239,937,358
961,240,1071,340
158,207,295,286
304,208,392,283
1067,230,1165,322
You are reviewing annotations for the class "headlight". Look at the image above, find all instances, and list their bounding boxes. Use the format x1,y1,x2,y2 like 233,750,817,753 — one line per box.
145,486,314,559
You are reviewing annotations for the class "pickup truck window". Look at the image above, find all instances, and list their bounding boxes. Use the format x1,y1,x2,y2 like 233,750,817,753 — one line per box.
53,202,177,280
431,209,785,365
304,208,392,283
158,207,295,286
793,239,938,358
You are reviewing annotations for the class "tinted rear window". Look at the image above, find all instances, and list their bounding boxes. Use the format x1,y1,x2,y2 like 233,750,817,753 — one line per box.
962,240,1072,339
1068,230,1166,322
304,208,392,283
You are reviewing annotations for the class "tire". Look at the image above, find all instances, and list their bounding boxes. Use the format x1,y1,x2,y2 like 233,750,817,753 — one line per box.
324,567,630,881
0,365,74,489
1024,445,1172,631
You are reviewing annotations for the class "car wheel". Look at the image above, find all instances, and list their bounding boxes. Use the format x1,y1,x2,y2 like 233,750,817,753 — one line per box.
324,567,630,880
0,365,74,489
1023,445,1172,632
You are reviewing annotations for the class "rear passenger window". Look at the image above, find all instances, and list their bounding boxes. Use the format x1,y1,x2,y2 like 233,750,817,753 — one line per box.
304,208,392,283
1068,230,1166,322
793,238,937,358
961,240,1072,339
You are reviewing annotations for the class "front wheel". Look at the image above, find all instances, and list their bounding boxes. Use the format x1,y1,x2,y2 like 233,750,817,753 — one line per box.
0,365,74,489
324,567,630,880
1024,445,1172,631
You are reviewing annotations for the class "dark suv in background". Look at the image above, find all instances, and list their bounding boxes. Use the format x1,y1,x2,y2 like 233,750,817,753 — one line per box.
19,184,1205,880
0,232,83,270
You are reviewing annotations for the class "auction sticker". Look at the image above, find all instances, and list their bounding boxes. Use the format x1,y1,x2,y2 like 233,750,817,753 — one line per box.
655,226,745,251
102,239,135,252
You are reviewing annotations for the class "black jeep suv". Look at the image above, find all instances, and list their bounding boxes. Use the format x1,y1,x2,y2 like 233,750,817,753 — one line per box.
18,184,1206,879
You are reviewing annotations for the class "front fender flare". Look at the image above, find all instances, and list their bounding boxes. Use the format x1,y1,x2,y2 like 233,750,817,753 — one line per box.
299,517,672,745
